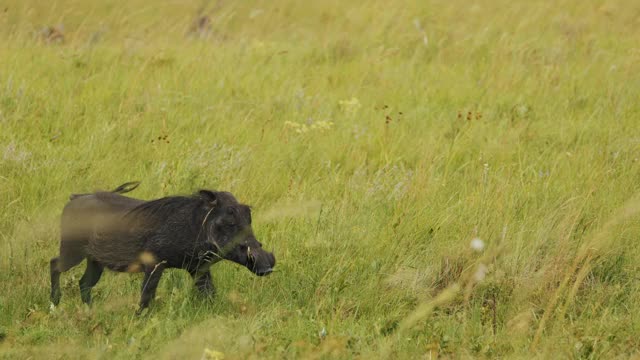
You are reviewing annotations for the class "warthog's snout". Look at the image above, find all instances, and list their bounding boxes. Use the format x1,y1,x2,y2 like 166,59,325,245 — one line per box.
256,268,273,276
247,249,276,276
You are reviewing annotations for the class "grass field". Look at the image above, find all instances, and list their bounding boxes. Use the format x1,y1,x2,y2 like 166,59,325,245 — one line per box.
1,0,640,358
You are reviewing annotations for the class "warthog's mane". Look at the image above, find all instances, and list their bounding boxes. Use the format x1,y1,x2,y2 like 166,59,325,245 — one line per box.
122,191,242,226
125,196,201,221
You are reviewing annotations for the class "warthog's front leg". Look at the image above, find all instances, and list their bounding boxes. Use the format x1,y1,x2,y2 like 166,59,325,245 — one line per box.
137,262,166,314
191,270,216,297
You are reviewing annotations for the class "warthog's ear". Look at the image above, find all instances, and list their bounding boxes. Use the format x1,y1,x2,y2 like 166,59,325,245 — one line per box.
198,190,218,206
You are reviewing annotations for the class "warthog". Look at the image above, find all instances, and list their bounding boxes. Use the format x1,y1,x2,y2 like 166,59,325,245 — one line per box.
50,182,275,313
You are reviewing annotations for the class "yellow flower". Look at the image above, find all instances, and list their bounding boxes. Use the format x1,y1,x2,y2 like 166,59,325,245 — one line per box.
284,121,300,129
202,348,225,360
285,120,333,134
338,97,361,115
251,40,265,49
310,120,334,131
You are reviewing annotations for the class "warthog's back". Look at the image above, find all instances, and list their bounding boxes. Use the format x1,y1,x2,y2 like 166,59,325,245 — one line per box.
58,192,146,271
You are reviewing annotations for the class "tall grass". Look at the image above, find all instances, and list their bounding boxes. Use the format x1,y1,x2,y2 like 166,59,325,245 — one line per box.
1,0,640,358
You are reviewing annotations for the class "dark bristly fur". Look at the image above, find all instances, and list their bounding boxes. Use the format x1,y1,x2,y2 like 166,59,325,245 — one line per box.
50,182,275,314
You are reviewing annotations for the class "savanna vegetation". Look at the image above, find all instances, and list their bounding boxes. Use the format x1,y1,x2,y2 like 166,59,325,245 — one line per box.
1,0,640,358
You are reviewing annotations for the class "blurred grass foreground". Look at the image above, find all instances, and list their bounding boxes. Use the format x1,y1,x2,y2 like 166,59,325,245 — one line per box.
1,0,640,358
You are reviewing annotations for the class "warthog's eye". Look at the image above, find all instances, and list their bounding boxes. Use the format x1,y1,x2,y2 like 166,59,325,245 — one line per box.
218,221,235,231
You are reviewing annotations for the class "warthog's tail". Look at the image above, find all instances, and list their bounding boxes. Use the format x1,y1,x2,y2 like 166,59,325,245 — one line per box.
69,181,141,200
112,181,141,194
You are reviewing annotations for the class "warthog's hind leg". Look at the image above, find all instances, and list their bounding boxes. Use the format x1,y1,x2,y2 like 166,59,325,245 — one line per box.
50,257,62,305
79,258,104,305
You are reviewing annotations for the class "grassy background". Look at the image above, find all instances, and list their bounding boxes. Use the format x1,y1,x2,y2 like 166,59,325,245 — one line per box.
1,0,640,358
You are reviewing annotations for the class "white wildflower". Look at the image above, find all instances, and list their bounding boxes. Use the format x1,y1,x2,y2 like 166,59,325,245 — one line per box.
474,264,488,281
470,238,485,252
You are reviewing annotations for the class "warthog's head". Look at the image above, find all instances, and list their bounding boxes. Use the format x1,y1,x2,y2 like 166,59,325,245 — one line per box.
199,190,275,276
